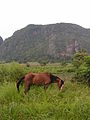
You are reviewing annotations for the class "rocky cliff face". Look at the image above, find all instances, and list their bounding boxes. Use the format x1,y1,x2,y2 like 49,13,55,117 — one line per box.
0,36,3,46
0,23,90,62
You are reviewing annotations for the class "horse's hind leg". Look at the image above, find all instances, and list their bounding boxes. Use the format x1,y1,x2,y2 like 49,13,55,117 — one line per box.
44,83,49,91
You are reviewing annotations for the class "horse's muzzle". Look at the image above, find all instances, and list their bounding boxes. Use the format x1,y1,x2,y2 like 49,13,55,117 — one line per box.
60,84,64,90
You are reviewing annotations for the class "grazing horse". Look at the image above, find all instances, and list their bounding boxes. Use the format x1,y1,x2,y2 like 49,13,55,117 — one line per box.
16,72,64,94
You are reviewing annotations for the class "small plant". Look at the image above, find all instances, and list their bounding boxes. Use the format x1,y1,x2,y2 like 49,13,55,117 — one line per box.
39,60,48,66
26,62,30,67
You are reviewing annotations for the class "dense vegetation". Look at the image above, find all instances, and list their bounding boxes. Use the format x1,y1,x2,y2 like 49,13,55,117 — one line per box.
0,23,90,62
72,50,90,85
0,60,90,120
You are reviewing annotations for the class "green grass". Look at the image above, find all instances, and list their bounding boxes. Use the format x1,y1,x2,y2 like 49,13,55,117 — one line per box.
0,62,90,120
0,81,90,120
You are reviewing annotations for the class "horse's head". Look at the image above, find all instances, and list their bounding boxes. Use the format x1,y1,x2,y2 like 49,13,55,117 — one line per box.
57,78,64,90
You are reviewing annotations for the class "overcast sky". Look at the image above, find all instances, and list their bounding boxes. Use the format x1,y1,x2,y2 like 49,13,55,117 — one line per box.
0,0,90,39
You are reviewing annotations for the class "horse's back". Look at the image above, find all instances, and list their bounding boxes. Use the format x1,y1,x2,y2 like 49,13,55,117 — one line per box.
31,72,51,85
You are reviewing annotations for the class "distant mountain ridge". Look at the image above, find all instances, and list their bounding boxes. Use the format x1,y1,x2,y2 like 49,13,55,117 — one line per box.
0,23,90,62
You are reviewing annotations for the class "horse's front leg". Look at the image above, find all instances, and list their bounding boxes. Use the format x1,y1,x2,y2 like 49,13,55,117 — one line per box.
57,80,61,91
44,83,49,91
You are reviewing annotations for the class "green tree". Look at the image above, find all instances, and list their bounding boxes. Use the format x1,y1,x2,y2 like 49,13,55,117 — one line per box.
72,49,87,68
72,50,90,86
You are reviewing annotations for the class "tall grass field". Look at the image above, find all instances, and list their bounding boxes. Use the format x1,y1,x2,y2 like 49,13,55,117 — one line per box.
0,62,90,120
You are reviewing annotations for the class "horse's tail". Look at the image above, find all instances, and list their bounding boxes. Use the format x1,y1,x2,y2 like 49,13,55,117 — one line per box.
16,76,25,92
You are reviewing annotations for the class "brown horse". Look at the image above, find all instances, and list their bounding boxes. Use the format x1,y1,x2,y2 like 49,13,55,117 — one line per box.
16,72,64,94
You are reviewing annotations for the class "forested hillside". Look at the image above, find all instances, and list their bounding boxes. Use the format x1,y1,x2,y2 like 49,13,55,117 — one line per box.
0,23,90,62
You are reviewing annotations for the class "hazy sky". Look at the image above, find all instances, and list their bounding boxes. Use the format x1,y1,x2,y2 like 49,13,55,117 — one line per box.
0,0,90,39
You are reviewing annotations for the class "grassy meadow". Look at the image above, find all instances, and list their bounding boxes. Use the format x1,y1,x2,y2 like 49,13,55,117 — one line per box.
0,62,90,120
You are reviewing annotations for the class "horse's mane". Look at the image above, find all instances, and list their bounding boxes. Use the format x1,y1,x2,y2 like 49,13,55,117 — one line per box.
50,73,58,82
